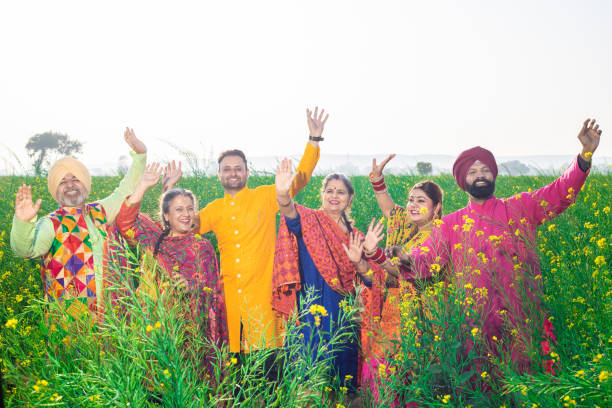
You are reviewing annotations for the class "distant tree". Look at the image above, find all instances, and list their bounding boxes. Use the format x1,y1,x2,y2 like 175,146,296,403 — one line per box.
416,161,432,175
25,131,83,175
500,160,531,176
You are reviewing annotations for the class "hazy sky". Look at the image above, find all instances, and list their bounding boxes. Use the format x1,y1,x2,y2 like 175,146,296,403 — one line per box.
1,0,611,172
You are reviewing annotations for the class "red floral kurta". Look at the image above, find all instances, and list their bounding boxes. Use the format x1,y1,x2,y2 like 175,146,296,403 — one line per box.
115,200,228,349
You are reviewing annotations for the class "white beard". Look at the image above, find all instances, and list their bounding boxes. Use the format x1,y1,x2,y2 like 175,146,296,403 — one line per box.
59,190,87,207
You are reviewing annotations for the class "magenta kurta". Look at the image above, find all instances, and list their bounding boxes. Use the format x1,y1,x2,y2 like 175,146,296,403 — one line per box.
404,157,589,370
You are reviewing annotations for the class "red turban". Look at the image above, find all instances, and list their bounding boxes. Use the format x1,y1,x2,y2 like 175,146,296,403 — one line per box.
452,146,498,191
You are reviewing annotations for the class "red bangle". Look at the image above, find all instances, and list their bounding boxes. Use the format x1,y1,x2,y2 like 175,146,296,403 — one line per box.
365,247,387,264
370,174,387,192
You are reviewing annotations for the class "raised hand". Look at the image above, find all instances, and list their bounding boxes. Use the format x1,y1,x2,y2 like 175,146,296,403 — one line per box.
15,184,42,222
124,127,147,154
371,154,396,178
162,160,183,192
578,118,602,160
139,163,163,190
275,158,296,196
128,163,162,206
306,106,329,138
342,232,365,264
363,218,385,252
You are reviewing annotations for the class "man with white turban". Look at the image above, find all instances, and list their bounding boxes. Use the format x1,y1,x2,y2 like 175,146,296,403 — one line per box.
10,128,147,320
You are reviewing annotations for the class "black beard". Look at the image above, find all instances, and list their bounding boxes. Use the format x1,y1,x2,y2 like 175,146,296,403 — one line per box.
221,178,246,191
466,178,495,199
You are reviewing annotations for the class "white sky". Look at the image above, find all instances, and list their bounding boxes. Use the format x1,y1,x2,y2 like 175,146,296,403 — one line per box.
1,0,611,172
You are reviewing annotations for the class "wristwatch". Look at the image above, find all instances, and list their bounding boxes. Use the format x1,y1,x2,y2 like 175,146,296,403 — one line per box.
309,136,324,142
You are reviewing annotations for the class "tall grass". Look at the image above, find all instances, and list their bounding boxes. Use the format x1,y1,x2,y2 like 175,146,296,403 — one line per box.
0,172,610,407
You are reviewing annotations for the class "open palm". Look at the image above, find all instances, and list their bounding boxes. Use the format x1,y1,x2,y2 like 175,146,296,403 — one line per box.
342,232,364,264
140,163,163,190
15,184,42,222
364,218,385,252
307,107,329,138
275,158,296,195
162,160,182,192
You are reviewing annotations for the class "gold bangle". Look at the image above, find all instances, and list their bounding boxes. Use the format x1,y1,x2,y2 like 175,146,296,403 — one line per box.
278,198,292,207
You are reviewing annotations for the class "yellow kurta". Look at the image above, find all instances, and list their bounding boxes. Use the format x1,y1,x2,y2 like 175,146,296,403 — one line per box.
199,143,320,352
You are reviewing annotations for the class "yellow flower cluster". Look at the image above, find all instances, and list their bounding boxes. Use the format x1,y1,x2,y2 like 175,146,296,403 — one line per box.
146,320,162,332
32,379,49,393
309,304,328,317
4,318,17,329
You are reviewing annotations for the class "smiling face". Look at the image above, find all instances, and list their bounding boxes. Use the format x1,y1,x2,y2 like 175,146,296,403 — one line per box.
164,195,196,236
406,188,438,227
321,178,353,216
465,160,496,199
218,155,249,193
56,172,89,207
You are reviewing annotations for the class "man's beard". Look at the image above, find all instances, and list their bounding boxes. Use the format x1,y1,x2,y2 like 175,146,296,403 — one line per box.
59,190,87,207
221,177,246,191
466,178,495,199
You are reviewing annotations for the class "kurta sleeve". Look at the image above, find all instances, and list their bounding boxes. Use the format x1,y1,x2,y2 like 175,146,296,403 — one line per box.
97,151,147,223
508,156,589,226
10,216,54,259
115,200,142,245
289,142,320,197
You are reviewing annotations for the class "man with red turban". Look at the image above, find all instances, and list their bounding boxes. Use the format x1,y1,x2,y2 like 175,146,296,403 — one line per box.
10,128,147,321
395,118,602,375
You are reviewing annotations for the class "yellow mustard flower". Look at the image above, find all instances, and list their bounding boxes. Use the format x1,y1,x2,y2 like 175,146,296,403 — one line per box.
4,318,17,329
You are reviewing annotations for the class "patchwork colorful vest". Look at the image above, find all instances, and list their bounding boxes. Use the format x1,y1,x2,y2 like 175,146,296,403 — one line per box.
41,203,108,320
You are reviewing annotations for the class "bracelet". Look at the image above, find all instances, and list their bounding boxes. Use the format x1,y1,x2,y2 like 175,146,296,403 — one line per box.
278,198,292,207
364,247,387,265
309,136,324,142
369,173,387,192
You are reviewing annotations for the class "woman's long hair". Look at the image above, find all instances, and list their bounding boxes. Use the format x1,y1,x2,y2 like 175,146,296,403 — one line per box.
153,188,198,256
320,173,355,233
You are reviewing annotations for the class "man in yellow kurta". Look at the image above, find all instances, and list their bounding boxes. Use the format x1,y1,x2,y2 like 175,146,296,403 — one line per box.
199,108,328,353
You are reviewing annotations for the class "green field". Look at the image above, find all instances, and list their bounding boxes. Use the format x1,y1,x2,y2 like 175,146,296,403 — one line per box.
0,172,610,407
